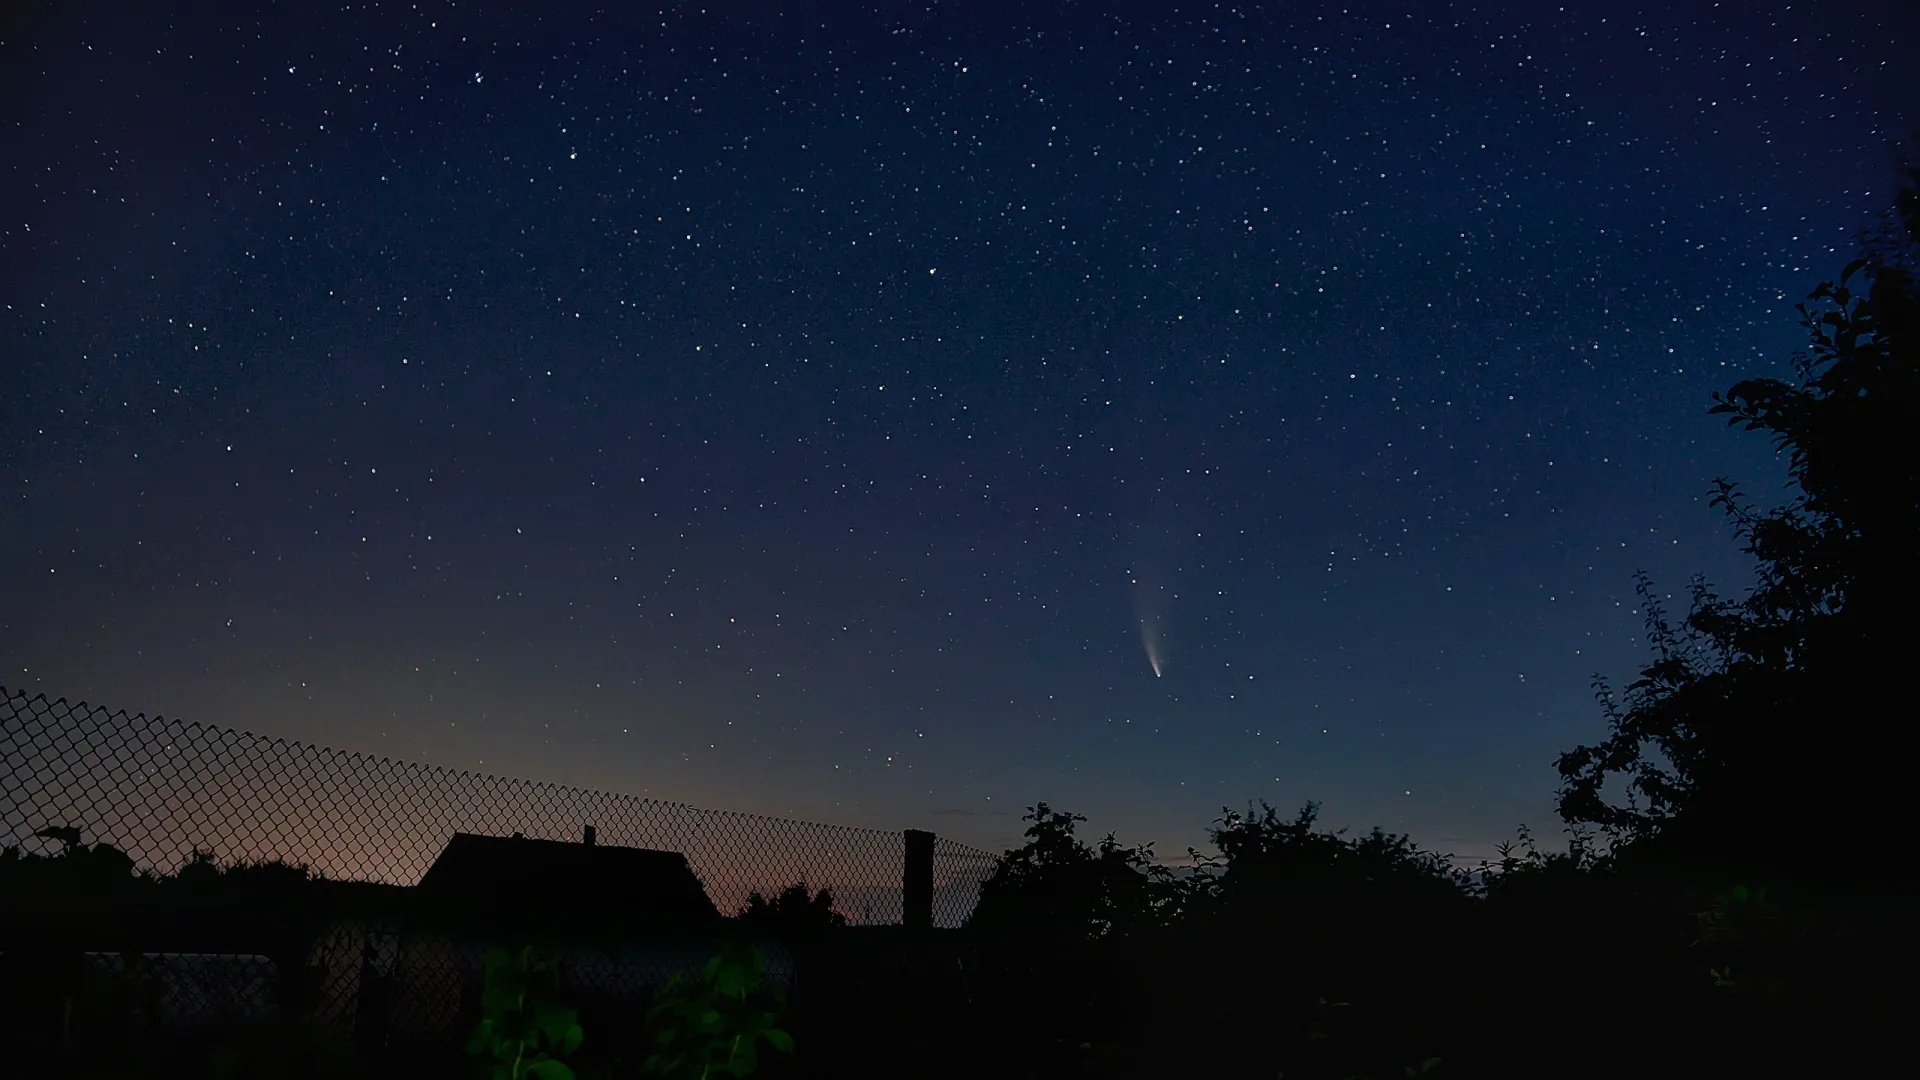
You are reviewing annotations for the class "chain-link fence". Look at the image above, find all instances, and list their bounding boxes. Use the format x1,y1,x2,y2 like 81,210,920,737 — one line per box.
0,687,1003,1064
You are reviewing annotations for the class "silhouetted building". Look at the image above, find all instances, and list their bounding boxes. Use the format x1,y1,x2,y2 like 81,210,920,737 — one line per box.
414,829,724,933
381,828,789,1045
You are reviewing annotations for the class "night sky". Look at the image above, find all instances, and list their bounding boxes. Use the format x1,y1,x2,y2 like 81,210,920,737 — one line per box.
4,0,1916,868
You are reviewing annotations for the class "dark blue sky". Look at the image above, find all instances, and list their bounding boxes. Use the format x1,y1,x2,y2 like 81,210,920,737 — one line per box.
4,0,1915,866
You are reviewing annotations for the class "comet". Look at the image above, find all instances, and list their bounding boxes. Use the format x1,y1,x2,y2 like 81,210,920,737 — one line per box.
1139,619,1164,678
1128,563,1168,678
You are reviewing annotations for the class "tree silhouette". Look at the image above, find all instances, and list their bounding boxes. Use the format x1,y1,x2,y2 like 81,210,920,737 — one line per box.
1193,800,1472,905
1555,135,1920,880
0,824,141,901
963,802,1177,950
735,881,849,938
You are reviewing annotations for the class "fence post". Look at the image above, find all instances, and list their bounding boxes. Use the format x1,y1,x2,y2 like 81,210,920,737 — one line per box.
903,829,934,930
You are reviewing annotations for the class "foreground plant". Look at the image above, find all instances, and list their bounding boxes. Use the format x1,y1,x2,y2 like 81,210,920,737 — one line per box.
1692,882,1807,1001
467,944,585,1080
639,939,793,1080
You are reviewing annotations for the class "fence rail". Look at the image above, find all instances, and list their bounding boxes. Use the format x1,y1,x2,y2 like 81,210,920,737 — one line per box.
0,687,999,928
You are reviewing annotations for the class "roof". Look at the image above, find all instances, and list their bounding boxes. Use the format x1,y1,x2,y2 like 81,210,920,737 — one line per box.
417,832,723,932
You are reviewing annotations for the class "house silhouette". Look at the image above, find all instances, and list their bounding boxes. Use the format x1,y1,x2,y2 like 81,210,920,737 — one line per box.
366,827,771,1044
414,828,723,934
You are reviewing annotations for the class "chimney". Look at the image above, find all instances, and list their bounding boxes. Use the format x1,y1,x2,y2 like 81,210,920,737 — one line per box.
583,824,597,846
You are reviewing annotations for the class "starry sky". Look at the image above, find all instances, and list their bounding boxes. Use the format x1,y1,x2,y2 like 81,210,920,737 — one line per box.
4,0,1916,869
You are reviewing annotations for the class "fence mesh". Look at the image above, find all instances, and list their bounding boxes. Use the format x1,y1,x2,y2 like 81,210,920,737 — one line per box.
0,687,1002,1059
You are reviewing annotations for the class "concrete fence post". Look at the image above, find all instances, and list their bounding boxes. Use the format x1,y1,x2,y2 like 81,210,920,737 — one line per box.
903,829,934,930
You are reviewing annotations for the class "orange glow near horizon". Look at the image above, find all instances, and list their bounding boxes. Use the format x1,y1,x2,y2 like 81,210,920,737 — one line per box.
2,689,993,927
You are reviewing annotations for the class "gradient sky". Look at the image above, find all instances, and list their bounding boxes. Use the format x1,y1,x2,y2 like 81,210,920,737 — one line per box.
4,0,1916,869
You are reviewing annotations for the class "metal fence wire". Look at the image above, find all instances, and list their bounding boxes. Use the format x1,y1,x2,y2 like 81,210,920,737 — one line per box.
0,687,1001,1056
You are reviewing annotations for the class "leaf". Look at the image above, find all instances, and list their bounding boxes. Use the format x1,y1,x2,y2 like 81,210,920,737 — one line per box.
763,1028,794,1054
467,1019,498,1054
527,1060,578,1080
535,1002,579,1041
483,981,526,1015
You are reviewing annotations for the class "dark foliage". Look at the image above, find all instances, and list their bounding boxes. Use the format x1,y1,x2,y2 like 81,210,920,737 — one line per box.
0,825,145,899
965,802,1181,952
1554,138,1920,884
736,882,850,940
950,800,1483,1079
